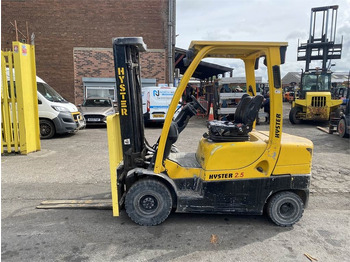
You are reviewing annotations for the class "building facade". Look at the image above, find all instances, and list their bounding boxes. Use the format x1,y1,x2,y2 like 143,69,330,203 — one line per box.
73,48,166,104
1,0,171,104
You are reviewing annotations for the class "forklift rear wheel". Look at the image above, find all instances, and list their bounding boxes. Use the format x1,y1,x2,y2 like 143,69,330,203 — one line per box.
267,191,304,227
289,107,302,124
40,119,55,139
125,179,172,226
338,118,349,138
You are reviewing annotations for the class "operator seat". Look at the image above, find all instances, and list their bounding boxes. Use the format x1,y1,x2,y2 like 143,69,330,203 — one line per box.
163,102,198,160
232,94,251,123
206,95,264,142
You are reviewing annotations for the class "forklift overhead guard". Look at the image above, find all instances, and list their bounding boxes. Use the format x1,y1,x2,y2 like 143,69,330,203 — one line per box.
113,37,147,52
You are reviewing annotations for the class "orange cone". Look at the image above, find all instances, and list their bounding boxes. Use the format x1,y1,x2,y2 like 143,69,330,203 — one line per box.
208,104,214,121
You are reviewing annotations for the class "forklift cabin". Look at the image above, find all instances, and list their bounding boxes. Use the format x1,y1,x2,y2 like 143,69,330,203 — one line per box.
107,37,313,227
289,69,342,123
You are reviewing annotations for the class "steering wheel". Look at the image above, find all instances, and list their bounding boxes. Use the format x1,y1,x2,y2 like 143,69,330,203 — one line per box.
190,95,207,114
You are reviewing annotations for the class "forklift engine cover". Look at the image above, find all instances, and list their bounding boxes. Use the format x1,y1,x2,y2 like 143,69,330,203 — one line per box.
107,38,313,227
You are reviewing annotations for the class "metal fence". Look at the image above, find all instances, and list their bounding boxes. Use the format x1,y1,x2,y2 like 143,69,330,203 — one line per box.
1,42,41,154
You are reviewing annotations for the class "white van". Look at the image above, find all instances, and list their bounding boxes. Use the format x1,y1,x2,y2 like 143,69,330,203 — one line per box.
36,76,86,138
142,86,180,122
6,69,85,139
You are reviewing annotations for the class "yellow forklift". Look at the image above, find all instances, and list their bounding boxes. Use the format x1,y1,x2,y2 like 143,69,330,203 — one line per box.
289,6,343,124
107,38,313,227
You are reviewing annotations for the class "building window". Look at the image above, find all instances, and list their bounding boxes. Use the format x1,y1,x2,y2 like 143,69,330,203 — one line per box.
83,77,116,101
82,77,157,102
86,86,115,100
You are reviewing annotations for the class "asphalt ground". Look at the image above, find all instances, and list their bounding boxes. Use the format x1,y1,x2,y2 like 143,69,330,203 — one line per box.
1,102,350,262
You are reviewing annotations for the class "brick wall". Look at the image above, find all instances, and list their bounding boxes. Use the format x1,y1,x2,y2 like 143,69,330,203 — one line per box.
1,0,169,103
73,48,166,105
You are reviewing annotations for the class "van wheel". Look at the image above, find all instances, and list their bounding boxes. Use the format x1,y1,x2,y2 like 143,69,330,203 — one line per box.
289,107,302,124
40,119,55,139
125,179,172,226
267,191,304,227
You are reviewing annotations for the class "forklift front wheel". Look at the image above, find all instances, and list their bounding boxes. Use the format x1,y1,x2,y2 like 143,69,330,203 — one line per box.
267,191,304,227
289,107,302,125
125,179,173,226
338,118,349,138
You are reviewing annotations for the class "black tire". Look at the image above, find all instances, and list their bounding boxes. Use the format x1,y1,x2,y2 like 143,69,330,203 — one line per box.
338,118,349,138
267,191,304,227
40,119,55,139
289,107,302,124
125,179,172,226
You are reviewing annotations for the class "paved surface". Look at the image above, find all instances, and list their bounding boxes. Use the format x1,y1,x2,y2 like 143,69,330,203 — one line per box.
2,103,350,261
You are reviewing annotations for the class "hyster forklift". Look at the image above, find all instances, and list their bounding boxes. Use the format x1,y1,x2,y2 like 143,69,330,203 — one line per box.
289,5,343,124
107,37,313,227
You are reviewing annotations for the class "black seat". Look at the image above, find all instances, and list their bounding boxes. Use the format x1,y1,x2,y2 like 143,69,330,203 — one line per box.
206,95,264,142
163,122,179,160
240,95,264,126
163,102,198,160
233,94,252,123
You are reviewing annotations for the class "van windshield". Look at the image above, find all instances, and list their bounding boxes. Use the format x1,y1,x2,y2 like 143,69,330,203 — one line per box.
37,82,67,102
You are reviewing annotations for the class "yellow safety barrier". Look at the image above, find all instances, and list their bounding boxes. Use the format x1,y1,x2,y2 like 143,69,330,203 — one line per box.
106,113,123,216
1,42,41,154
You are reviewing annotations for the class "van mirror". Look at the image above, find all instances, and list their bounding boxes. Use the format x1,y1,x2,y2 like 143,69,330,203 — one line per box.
38,99,42,104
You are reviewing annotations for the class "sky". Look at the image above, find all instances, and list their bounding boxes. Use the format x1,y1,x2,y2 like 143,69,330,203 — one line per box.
176,0,350,79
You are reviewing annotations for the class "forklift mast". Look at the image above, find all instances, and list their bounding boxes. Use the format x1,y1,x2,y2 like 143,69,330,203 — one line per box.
113,37,147,170
297,5,342,72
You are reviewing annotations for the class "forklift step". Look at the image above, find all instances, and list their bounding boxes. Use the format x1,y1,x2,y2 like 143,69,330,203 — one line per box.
177,190,204,200
169,152,201,168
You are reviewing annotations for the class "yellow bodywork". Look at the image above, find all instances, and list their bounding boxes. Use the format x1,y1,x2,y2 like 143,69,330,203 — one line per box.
272,132,313,174
293,92,342,120
197,132,267,171
164,158,201,179
164,130,313,182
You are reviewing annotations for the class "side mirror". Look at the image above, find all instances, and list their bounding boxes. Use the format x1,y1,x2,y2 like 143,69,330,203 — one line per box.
38,99,42,105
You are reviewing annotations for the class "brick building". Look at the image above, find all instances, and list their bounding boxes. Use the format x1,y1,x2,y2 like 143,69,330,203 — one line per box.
1,0,173,104
73,48,166,104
